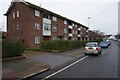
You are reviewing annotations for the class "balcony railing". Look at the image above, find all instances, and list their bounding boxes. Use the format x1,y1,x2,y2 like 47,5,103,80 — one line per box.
78,35,81,37
69,33,73,37
68,25,73,29
78,28,81,31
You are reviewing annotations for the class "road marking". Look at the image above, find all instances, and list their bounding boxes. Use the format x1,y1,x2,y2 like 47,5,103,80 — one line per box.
42,56,88,80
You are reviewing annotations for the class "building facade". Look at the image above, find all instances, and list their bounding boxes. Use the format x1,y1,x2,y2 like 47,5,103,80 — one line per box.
5,0,90,48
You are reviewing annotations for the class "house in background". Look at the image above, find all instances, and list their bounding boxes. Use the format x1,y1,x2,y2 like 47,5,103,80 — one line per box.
4,0,90,48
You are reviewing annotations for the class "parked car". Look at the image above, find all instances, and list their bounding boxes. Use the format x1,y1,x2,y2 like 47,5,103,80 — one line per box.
84,42,102,56
99,42,109,48
105,40,110,46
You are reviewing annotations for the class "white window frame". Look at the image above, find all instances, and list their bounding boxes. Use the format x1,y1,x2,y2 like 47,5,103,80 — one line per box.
72,38,74,40
75,24,77,27
53,37,56,40
53,16,57,22
72,23,74,26
80,32,82,35
53,26,57,32
64,29,67,33
13,12,15,18
64,37,67,40
17,10,19,17
35,10,40,17
73,30,74,34
17,24,19,31
76,31,77,34
35,23,40,30
64,20,67,24
35,36,40,44
43,23,51,31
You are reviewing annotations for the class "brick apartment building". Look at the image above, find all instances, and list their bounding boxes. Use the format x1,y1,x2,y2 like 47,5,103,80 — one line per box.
5,0,90,48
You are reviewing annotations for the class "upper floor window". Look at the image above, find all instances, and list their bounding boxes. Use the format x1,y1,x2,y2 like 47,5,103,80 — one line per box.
35,23,40,30
35,36,40,44
17,24,19,31
76,31,77,34
75,24,77,27
53,26,57,32
13,12,15,18
53,37,56,40
17,10,19,17
72,23,74,26
64,20,67,24
43,23,51,31
53,16,57,22
73,30,74,34
64,29,67,33
64,37,67,40
35,10,40,17
80,32,82,35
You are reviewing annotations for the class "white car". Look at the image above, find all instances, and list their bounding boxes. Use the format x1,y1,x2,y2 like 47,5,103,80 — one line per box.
84,42,102,56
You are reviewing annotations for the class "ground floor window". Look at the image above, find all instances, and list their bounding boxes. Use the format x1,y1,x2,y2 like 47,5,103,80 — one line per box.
35,36,40,44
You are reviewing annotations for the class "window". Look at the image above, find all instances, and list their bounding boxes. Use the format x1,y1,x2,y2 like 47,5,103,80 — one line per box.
75,38,77,40
53,37,56,40
64,20,67,24
13,24,15,31
17,24,19,31
64,37,67,40
76,31,77,34
17,10,19,17
35,10,40,17
13,12,15,18
80,32,82,35
73,30,74,34
53,26,57,32
72,38,74,40
35,36,40,44
35,23,40,30
75,24,77,27
43,23,51,31
17,37,19,40
53,16,57,21
72,23,74,26
64,29,67,33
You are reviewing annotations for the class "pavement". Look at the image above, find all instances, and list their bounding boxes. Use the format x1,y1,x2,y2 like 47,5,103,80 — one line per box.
2,47,84,79
28,40,119,79
2,58,50,79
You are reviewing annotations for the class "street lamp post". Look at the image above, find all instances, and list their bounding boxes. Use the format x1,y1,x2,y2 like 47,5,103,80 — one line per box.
88,17,91,42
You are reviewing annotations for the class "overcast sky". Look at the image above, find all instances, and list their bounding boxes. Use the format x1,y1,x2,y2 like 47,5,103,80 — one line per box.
0,0,119,35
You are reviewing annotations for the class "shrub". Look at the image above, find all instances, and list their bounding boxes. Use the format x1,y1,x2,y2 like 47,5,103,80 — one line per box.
40,40,88,51
2,40,24,58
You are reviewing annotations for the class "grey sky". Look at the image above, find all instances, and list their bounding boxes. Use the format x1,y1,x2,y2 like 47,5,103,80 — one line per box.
0,0,119,35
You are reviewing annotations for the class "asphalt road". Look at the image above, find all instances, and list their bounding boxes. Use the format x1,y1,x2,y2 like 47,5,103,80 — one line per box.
28,40,119,80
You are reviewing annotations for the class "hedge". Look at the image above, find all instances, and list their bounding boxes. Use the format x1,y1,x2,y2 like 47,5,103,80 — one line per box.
40,40,88,51
2,40,24,58
39,40,102,51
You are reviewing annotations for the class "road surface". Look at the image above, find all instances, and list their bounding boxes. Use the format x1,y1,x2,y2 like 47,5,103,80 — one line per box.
28,40,119,80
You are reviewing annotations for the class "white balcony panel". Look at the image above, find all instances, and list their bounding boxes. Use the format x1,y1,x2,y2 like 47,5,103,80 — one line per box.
78,35,81,37
69,25,73,29
43,18,51,36
43,30,51,36
78,28,81,31
43,18,51,24
69,33,73,37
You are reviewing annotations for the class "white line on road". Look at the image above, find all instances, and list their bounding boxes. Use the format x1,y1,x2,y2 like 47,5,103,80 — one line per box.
42,56,88,80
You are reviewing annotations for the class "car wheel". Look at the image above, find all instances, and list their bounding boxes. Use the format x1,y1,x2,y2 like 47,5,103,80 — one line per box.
84,53,87,55
97,53,100,56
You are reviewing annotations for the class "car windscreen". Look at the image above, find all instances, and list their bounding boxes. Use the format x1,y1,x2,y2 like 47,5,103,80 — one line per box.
86,43,97,47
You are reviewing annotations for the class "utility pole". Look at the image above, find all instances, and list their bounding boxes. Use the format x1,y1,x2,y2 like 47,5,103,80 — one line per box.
88,17,91,42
